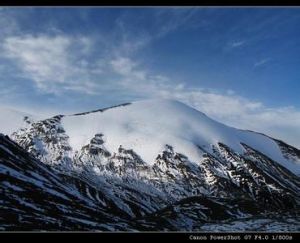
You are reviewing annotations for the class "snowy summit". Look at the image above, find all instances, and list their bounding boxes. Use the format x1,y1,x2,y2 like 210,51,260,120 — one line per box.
59,99,300,174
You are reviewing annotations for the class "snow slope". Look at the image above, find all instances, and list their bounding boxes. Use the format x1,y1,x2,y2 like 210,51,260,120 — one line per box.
61,99,300,174
0,107,36,136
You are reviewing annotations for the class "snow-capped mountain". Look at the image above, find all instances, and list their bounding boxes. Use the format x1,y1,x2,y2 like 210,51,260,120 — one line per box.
1,99,300,231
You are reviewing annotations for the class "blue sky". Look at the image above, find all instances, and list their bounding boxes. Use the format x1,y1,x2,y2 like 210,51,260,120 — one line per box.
0,7,300,147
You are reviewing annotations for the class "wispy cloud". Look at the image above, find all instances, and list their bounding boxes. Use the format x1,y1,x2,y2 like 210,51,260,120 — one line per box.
111,7,203,55
230,40,245,48
154,8,201,37
254,58,271,67
2,34,99,95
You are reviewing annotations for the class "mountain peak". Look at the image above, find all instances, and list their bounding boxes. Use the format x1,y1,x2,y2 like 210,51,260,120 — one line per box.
61,98,221,165
55,99,299,174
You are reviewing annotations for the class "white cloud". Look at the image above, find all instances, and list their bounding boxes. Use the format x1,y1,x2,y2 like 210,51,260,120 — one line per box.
110,57,146,81
2,34,99,95
111,57,137,76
